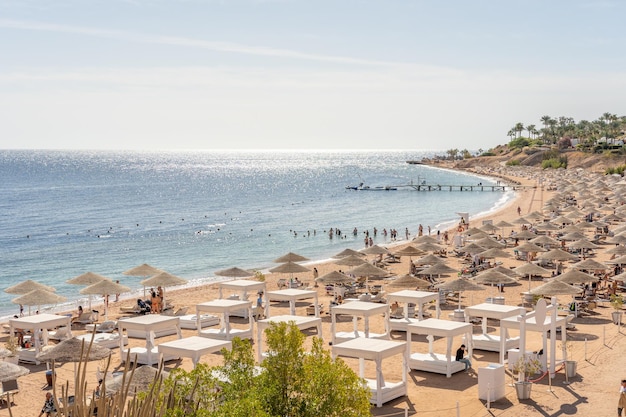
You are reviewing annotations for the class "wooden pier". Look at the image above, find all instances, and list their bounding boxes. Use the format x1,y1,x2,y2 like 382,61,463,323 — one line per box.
392,184,534,192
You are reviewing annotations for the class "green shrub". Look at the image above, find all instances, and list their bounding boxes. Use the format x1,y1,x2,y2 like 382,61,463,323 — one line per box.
605,165,626,176
505,159,521,166
541,157,568,169
508,137,530,149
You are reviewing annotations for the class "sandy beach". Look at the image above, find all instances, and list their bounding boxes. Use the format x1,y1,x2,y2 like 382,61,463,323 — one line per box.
5,164,626,417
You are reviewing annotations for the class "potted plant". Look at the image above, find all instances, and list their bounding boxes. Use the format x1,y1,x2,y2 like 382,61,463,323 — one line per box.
560,340,577,379
610,294,623,325
512,355,542,400
4,336,19,364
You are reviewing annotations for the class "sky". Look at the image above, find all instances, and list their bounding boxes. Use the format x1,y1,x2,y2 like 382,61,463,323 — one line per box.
1,0,625,151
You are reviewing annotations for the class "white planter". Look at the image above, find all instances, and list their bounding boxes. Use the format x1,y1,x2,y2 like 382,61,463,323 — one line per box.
565,360,577,378
612,311,623,325
515,381,532,400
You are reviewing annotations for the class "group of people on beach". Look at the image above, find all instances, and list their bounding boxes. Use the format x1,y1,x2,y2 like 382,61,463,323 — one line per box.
150,286,164,313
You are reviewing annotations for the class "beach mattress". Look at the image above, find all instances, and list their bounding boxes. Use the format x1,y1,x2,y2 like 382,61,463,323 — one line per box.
178,314,220,330
389,317,420,332
408,352,465,376
121,347,178,366
76,332,128,349
472,334,519,352
199,328,252,341
365,378,407,408
334,331,387,344
126,327,178,339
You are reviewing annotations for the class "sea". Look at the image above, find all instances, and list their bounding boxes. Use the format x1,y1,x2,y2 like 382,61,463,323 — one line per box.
0,149,515,318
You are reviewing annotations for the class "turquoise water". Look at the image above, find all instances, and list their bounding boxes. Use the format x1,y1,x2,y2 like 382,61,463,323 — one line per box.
0,150,514,317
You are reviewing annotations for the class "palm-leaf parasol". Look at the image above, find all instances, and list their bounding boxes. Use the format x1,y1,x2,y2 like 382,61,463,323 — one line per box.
513,262,551,292
80,279,131,320
0,361,30,382
332,248,365,258
12,289,67,315
555,268,597,285
387,274,432,289
106,364,169,397
436,278,485,310
334,255,368,267
214,267,255,278
273,252,309,263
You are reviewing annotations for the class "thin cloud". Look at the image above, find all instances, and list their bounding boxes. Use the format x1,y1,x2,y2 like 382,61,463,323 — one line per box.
0,18,402,67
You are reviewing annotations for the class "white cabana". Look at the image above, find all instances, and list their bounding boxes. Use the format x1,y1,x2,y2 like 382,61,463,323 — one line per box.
406,318,472,377
218,279,266,318
256,315,322,360
9,314,72,365
118,315,182,365
332,338,407,408
196,299,254,341
500,298,572,378
464,303,524,363
387,290,440,332
330,301,390,345
265,288,319,317
158,336,232,367
218,279,266,299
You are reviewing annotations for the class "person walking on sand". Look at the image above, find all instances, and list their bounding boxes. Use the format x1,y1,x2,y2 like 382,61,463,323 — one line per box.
256,292,264,320
618,379,626,416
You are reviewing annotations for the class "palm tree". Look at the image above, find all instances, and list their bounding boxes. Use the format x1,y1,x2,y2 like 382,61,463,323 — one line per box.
507,129,516,141
526,124,536,139
514,122,524,138
546,118,558,144
540,115,551,142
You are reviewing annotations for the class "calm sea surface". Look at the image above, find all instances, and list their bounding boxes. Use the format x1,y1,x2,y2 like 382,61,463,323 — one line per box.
0,150,514,317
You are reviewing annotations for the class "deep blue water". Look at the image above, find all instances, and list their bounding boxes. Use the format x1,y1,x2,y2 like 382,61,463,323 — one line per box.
0,150,513,317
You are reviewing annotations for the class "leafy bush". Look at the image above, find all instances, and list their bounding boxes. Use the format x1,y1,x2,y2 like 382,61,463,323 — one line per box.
47,323,372,417
480,151,495,156
541,158,567,169
505,159,521,166
156,322,372,417
508,137,530,149
540,150,567,169
605,165,626,176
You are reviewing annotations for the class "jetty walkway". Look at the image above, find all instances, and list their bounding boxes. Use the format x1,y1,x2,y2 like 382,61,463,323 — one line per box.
395,183,534,192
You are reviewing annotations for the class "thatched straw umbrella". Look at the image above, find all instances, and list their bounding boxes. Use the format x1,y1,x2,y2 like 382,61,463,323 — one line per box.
215,267,255,278
273,252,309,263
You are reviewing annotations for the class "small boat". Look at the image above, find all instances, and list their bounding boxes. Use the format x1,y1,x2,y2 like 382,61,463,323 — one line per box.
345,183,397,191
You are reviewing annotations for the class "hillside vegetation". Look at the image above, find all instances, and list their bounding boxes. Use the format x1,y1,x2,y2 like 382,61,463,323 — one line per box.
432,112,626,174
